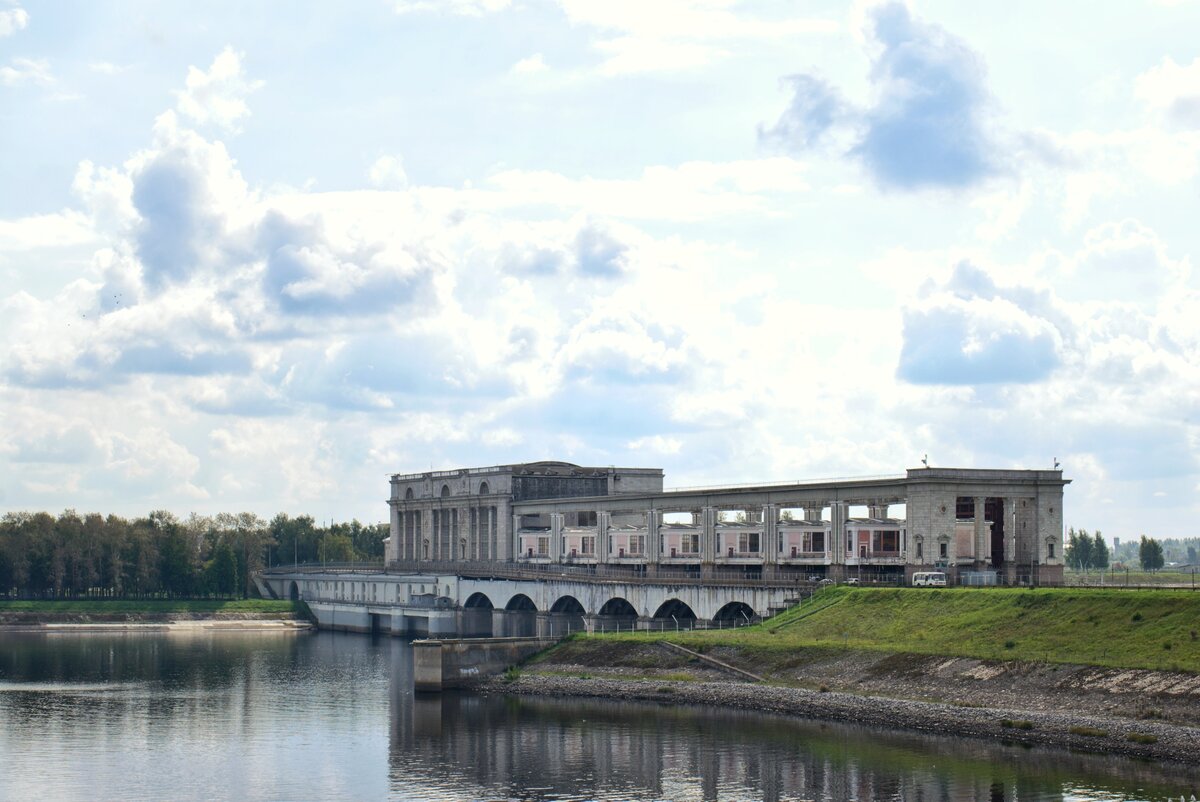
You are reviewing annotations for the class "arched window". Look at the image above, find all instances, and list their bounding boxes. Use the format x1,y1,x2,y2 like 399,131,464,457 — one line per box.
441,484,451,497
405,487,414,500
479,481,490,495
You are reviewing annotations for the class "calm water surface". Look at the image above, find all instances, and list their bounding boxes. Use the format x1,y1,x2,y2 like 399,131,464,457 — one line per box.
0,631,1196,801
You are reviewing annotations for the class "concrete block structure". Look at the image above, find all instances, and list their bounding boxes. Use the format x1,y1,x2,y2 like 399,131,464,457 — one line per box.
386,462,1069,586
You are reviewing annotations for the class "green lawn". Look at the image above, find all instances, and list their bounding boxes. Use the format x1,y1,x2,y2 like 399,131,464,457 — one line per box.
594,587,1200,672
0,599,300,614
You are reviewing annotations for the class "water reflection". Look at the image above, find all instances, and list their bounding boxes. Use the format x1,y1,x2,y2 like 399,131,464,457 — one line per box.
0,631,1195,802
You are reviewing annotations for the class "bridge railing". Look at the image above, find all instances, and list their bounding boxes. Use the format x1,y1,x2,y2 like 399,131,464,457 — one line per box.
262,561,386,575
383,559,821,588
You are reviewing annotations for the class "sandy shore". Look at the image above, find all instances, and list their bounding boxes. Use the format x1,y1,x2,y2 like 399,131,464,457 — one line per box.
482,673,1200,766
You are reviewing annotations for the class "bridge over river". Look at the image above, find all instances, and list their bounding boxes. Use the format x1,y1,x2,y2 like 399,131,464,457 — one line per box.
256,561,813,637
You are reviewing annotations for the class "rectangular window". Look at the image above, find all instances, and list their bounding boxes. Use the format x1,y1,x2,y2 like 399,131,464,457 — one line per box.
1048,542,1055,558
917,542,923,560
537,537,549,556
939,542,948,559
872,530,900,553
738,532,760,553
581,536,595,555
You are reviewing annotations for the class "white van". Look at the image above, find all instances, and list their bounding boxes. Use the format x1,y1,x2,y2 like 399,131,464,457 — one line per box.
912,571,947,587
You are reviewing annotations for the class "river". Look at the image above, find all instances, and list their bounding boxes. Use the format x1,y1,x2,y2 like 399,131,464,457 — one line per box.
0,631,1195,801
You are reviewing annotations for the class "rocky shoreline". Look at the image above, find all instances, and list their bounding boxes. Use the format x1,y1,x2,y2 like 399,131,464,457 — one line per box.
481,674,1200,766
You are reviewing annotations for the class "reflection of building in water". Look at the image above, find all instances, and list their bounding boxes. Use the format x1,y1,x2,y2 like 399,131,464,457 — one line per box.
385,678,1107,802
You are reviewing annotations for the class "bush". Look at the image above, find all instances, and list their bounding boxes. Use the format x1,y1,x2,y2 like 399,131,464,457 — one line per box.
502,666,520,683
1069,725,1108,737
1004,640,1016,649
818,684,830,693
1131,612,1143,622
1126,732,1158,745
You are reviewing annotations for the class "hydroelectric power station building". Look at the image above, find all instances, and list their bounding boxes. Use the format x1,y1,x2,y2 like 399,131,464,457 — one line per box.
386,462,1069,586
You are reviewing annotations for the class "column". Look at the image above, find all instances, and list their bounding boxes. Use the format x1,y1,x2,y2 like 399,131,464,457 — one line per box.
597,511,610,564
550,513,564,562
701,506,716,563
973,496,987,568
762,504,778,565
424,507,436,562
512,514,523,559
829,502,845,565
646,509,659,564
1003,497,1017,584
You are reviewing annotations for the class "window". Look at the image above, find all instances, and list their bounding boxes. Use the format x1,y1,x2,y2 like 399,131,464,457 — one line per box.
939,542,948,559
1048,542,1055,558
917,542,923,560
537,537,549,556
738,532,760,553
872,530,900,553
581,536,595,555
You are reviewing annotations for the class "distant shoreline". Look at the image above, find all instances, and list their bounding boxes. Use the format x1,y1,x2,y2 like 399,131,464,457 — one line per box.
0,599,310,631
0,619,313,633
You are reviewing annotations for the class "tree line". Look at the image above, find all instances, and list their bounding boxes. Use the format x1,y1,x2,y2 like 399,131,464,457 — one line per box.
1065,527,1172,572
0,510,387,599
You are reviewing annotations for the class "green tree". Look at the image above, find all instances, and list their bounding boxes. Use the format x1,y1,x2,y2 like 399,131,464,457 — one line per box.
1065,528,1095,570
205,542,239,597
1188,545,1197,565
323,534,355,563
1139,535,1165,572
1091,531,1110,569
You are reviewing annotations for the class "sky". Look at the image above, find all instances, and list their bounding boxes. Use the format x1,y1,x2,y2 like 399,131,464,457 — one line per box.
1,1,1199,539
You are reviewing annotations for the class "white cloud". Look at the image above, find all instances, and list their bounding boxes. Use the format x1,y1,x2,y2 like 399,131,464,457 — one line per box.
0,210,97,251
0,5,29,37
89,61,130,75
0,57,51,86
1136,56,1200,127
557,0,837,75
368,155,408,188
510,53,547,75
173,46,263,131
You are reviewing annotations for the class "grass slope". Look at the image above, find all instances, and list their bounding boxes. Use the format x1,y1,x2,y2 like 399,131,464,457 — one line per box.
0,599,299,614
605,587,1200,672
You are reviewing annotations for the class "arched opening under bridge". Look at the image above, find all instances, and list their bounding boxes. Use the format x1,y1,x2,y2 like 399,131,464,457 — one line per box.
595,597,638,633
288,581,299,601
503,593,538,637
712,601,756,625
548,595,586,636
652,598,697,630
462,592,495,637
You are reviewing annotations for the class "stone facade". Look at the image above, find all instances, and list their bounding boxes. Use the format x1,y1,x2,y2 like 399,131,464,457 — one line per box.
386,462,1069,586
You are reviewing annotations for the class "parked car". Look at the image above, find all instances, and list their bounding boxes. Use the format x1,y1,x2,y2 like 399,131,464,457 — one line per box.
844,577,861,585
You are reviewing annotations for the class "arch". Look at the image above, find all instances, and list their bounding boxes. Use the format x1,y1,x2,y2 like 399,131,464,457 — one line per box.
405,487,414,500
550,595,585,614
479,481,490,495
441,484,451,497
288,581,299,601
505,593,537,611
713,601,755,624
653,598,696,622
464,592,494,610
598,597,637,618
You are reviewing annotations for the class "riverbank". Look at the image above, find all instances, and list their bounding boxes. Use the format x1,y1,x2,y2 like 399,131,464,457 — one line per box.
490,586,1200,764
0,599,311,631
483,671,1200,765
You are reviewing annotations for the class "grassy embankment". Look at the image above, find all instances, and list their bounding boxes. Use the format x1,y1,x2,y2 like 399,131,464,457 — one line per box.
0,599,300,614
585,587,1200,673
